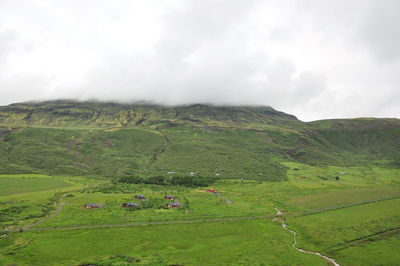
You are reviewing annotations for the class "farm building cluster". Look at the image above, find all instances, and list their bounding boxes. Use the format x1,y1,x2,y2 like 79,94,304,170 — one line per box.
164,195,182,208
80,195,183,210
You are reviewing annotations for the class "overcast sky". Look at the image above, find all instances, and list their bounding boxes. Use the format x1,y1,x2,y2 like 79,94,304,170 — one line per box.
0,0,399,121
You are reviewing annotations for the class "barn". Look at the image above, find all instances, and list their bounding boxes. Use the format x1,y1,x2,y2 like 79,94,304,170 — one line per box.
122,202,140,208
166,202,181,208
135,195,146,200
83,203,103,209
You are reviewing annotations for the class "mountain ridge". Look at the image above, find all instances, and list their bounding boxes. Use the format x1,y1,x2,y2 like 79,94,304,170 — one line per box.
0,100,399,179
0,100,301,129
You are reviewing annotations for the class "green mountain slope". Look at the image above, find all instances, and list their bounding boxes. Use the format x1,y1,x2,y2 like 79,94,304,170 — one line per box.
0,100,300,128
0,100,399,179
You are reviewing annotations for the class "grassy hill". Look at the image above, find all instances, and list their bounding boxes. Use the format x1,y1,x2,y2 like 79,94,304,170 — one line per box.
1,100,400,266
0,100,399,180
0,100,300,128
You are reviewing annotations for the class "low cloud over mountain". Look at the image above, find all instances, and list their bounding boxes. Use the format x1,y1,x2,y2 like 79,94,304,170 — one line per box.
0,0,399,121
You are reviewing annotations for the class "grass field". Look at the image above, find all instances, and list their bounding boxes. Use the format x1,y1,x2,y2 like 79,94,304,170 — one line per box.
34,180,278,228
1,163,400,265
1,101,400,265
0,174,73,196
1,220,325,266
331,231,400,266
0,175,96,230
285,197,400,264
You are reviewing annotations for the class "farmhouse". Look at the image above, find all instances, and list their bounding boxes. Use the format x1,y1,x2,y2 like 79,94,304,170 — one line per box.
207,188,215,193
166,202,181,208
164,195,175,200
83,203,103,209
122,202,140,208
135,195,146,200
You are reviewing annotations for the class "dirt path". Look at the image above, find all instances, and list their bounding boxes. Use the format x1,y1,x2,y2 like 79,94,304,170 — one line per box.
19,214,277,231
213,192,232,204
274,208,340,266
22,202,65,231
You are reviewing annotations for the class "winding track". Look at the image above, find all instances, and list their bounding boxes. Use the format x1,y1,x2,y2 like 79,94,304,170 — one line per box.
22,202,65,231
213,191,233,204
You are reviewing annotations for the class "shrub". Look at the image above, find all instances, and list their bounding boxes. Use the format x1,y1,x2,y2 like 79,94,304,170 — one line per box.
119,174,216,187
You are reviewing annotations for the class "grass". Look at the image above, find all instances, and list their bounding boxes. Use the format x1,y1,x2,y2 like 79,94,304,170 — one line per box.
1,127,165,177
149,126,287,180
0,100,400,265
1,220,325,266
287,187,400,211
35,181,277,228
0,176,95,229
0,174,73,196
1,101,400,179
331,231,400,266
0,166,399,265
285,197,400,255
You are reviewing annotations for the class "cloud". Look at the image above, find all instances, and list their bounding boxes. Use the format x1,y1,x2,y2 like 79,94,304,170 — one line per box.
0,0,399,121
358,0,400,63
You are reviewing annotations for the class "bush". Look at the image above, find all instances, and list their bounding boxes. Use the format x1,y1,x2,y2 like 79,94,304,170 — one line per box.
119,174,216,187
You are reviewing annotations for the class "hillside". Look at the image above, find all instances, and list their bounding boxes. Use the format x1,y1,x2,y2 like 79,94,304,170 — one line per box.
0,100,300,129
0,100,399,179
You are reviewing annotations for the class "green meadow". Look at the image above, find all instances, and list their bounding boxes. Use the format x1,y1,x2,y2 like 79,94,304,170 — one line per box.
2,220,325,266
1,162,400,265
0,174,73,196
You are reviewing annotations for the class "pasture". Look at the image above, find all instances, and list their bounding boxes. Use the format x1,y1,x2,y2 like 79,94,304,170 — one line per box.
0,174,73,196
1,161,400,265
1,220,325,265
0,175,94,229
285,197,400,263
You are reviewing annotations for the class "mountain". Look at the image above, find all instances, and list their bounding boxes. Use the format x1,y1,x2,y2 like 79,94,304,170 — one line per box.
0,100,300,128
0,100,399,179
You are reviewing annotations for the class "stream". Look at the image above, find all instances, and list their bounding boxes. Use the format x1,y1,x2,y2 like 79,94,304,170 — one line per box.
274,208,340,266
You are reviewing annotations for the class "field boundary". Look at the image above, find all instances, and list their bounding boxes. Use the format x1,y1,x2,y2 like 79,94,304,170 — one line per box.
14,214,277,231
287,194,400,218
327,226,400,252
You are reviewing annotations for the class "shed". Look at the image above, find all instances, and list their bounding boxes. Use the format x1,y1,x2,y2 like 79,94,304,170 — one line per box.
122,202,140,208
135,195,146,200
164,195,175,200
207,188,215,193
166,202,181,208
83,203,102,209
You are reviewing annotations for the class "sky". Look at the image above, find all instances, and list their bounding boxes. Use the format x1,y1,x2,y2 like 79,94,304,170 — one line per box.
0,0,399,121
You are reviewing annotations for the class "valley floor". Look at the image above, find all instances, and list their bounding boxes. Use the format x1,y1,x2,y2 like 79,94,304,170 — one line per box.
1,162,400,265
